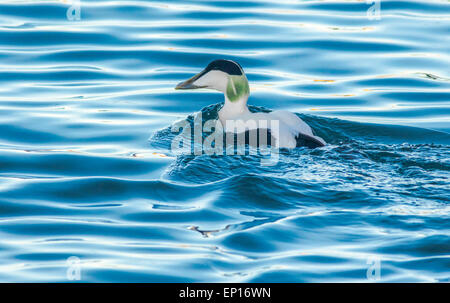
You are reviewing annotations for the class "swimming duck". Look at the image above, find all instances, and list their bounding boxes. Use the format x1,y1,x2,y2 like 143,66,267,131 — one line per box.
175,59,326,148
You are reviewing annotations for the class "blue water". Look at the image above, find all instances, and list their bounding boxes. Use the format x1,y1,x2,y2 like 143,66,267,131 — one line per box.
0,0,449,282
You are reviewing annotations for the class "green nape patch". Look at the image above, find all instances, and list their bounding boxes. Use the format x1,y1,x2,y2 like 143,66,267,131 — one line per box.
226,75,249,102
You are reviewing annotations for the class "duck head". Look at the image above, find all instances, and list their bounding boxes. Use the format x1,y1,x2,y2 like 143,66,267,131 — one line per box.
175,59,250,103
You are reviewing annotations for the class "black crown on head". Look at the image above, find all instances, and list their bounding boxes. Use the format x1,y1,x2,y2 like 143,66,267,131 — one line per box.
203,59,244,76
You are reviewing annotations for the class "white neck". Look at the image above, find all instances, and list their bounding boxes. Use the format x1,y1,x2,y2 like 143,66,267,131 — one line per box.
219,94,250,125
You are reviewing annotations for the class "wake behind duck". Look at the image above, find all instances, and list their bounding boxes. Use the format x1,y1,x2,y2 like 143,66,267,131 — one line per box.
176,59,326,149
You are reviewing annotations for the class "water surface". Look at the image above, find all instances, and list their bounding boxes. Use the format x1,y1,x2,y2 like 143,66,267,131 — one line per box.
0,0,449,282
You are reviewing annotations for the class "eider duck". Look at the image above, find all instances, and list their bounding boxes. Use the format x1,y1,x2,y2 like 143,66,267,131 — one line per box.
175,59,326,148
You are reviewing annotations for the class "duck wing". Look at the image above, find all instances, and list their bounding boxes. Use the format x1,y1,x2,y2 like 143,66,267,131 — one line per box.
269,110,326,147
220,110,326,148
